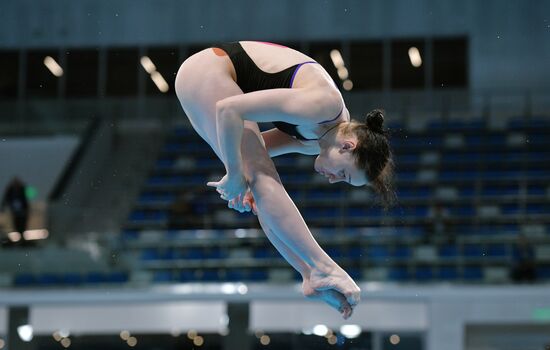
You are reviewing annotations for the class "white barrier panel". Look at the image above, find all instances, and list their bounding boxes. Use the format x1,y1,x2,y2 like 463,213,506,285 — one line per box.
250,300,428,332
31,302,226,335
0,308,6,335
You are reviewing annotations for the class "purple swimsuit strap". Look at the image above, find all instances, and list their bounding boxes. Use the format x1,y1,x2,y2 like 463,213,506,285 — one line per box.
290,60,345,126
289,61,318,88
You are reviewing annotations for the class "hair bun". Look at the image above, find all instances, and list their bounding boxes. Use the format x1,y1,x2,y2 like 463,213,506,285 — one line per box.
365,109,385,133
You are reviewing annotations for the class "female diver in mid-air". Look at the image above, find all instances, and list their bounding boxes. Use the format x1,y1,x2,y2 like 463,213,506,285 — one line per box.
175,41,394,319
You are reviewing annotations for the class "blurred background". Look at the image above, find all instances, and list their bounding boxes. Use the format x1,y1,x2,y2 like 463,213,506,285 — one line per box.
1,0,550,349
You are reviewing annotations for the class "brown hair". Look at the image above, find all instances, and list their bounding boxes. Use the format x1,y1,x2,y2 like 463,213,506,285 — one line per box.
347,109,396,208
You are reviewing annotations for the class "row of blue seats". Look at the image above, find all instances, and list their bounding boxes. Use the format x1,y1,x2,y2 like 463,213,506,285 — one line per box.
154,269,271,282
402,266,550,281
137,184,548,206
151,266,550,283
13,272,129,287
162,134,550,153
12,267,550,286
121,223,541,241
138,244,535,262
303,203,547,217
141,248,228,260
121,226,428,241
155,152,550,170
129,202,549,222
170,118,550,137
145,169,550,186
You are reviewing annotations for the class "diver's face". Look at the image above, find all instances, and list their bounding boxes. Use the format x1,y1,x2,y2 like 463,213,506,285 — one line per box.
314,142,368,187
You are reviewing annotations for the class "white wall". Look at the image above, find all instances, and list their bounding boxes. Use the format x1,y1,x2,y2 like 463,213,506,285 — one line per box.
0,308,5,338
31,302,227,334
0,136,78,201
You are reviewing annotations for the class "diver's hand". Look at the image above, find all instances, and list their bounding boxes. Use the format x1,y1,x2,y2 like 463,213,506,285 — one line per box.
228,189,257,215
207,172,247,201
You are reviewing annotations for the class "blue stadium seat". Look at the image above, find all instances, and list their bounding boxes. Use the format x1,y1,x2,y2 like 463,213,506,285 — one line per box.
415,266,434,281
107,272,129,283
153,271,173,283
367,245,389,261
525,170,550,179
226,269,247,282
438,266,459,280
387,121,404,130
14,273,36,287
253,247,275,259
459,187,476,197
179,270,195,282
62,273,84,285
205,248,226,260
272,157,299,167
487,244,508,257
250,269,269,281
156,158,175,169
141,248,160,261
396,187,432,200
35,273,61,286
129,210,168,223
173,126,195,137
463,244,485,258
85,272,109,284
463,266,483,281
528,184,546,195
347,207,383,218
501,204,520,215
145,192,177,201
508,118,550,129
121,229,140,240
439,245,459,258
396,171,417,181
388,267,410,281
526,203,546,214
163,143,183,152
465,135,505,146
448,204,476,217
396,154,421,165
442,153,478,163
325,247,346,258
501,224,520,234
346,268,362,280
428,119,485,130
161,248,178,260
393,226,425,237
441,170,478,181
482,185,518,196
305,189,344,199
196,158,219,167
349,247,363,259
182,248,205,260
393,245,412,258
536,266,550,280
278,173,311,184
200,270,220,282
302,207,339,219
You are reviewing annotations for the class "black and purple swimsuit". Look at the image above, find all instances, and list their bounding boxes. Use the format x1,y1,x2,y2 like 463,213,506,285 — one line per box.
213,41,342,141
